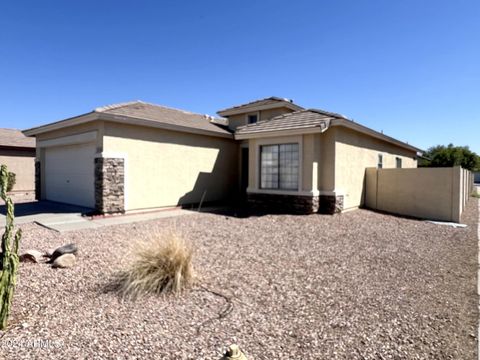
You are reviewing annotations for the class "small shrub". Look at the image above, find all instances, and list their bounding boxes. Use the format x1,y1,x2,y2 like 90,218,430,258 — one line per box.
112,231,195,299
6,172,15,192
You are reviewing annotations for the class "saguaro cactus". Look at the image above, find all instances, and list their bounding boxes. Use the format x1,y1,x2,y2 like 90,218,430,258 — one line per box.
0,165,21,330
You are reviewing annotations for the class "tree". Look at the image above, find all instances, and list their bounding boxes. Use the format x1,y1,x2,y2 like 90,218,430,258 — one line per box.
419,144,480,171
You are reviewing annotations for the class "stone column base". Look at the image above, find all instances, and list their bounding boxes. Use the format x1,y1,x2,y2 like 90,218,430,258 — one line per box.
319,195,344,214
35,161,41,200
247,192,319,214
95,157,125,214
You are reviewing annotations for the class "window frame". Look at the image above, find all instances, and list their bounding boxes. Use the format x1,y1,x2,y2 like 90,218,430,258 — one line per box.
259,143,300,191
246,112,259,125
378,154,383,169
396,157,402,168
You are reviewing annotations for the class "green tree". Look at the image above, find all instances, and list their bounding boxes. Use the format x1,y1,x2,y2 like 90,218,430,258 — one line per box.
419,144,480,171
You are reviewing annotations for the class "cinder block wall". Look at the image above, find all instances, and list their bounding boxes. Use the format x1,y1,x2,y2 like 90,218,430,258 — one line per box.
365,166,472,222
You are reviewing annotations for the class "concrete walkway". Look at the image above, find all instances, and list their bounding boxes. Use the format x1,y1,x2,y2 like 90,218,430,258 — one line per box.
0,201,197,232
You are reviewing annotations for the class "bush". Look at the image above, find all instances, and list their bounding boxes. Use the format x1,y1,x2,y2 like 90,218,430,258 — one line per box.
112,231,195,299
6,172,15,192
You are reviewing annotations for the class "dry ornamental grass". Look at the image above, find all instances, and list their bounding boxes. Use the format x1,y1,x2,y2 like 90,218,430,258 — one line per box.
111,231,195,299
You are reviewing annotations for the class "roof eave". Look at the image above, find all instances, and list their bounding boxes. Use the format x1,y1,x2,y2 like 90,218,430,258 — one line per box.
330,119,422,153
23,112,99,137
235,126,328,140
0,144,36,151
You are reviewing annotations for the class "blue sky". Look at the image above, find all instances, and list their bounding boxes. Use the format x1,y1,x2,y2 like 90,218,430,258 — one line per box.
1,0,478,153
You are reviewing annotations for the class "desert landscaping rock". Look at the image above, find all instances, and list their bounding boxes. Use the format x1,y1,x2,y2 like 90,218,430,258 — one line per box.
19,249,44,263
49,243,78,262
51,253,76,268
2,199,478,359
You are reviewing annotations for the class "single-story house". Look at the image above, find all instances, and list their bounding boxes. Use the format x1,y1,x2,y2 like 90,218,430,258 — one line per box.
23,97,421,214
0,128,35,193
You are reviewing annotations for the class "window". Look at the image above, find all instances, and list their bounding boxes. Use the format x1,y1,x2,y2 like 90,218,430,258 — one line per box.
396,157,402,168
247,114,258,124
378,154,383,169
260,143,299,190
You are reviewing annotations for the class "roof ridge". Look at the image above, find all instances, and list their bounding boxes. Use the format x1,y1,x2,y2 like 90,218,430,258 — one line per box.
308,108,350,120
94,100,144,112
138,101,211,118
97,100,224,120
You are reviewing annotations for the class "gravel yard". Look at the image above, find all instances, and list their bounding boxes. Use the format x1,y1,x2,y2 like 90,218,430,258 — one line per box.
1,199,478,359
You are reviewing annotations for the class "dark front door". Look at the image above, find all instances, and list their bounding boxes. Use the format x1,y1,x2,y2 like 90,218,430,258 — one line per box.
241,147,249,201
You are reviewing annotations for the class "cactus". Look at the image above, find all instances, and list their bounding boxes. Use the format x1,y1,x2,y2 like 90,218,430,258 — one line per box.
0,165,21,330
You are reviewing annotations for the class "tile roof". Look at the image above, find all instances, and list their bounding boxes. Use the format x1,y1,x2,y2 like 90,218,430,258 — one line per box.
0,128,35,148
217,96,303,115
235,109,337,135
96,101,232,136
235,109,421,152
23,101,232,138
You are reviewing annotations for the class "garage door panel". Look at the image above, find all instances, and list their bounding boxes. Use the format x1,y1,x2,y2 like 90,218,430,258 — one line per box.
44,143,95,208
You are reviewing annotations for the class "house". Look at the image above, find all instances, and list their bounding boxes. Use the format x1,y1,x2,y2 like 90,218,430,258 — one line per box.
0,128,35,194
23,97,421,214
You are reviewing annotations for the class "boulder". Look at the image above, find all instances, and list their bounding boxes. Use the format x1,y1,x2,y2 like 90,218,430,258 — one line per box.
49,243,78,263
52,254,76,268
19,249,44,263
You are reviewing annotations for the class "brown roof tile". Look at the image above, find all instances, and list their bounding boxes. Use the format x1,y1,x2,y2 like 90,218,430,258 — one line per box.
235,109,335,135
0,128,35,148
96,101,232,136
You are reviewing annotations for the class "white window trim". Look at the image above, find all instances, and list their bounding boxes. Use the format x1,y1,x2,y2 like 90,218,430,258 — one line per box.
249,135,303,194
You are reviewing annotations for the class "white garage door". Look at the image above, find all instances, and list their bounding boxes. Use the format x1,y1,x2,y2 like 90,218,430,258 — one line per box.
44,143,96,208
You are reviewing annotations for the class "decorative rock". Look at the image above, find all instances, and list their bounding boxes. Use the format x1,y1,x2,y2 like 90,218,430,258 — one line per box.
224,344,248,360
19,249,44,263
49,243,78,263
52,254,76,268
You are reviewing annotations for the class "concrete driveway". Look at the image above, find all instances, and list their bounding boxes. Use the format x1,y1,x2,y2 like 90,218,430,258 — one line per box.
0,200,195,232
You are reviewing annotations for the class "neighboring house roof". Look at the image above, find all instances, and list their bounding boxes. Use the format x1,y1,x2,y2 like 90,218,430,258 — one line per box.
0,128,35,149
217,96,304,117
235,109,422,153
23,101,233,138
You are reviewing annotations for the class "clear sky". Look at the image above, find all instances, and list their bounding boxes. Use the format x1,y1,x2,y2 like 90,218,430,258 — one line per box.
1,0,478,153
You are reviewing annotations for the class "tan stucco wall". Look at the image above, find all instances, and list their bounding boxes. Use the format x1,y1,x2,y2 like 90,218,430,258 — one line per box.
0,148,35,191
334,127,417,210
103,122,238,211
365,166,470,222
227,107,295,131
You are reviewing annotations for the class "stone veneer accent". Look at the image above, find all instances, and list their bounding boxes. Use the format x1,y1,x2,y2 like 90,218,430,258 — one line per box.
95,158,125,214
247,193,319,214
35,161,41,200
319,195,344,214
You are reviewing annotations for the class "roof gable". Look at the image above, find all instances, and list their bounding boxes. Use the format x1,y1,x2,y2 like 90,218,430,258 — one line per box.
217,96,304,117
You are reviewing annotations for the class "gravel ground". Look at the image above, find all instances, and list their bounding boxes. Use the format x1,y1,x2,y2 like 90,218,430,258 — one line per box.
0,199,478,359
